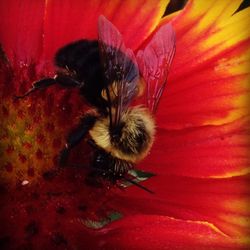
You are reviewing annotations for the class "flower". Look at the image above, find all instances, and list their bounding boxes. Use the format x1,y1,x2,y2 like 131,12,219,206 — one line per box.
0,0,249,249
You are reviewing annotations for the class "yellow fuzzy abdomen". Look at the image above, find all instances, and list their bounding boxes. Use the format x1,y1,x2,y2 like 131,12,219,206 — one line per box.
89,106,155,163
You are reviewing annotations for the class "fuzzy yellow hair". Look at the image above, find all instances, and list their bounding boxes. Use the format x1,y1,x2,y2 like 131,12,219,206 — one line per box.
89,106,155,163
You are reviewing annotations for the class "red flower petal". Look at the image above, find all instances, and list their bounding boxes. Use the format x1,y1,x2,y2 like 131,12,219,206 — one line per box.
99,215,246,249
0,0,168,63
106,175,250,249
42,0,168,61
142,116,249,177
0,0,45,63
156,0,250,128
1,171,248,249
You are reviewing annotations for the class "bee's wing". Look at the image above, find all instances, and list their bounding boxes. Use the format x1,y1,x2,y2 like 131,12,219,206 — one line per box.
136,23,176,113
98,15,139,127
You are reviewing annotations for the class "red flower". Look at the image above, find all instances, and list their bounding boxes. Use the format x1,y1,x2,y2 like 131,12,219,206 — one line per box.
0,0,249,249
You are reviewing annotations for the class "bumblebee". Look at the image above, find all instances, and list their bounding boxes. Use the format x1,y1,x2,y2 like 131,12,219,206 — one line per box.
16,16,175,189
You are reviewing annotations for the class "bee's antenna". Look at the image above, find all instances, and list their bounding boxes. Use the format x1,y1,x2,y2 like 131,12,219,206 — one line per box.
122,176,154,194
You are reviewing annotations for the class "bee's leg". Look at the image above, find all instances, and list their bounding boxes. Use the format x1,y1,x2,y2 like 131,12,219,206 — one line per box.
58,114,97,167
14,77,56,99
14,75,83,99
122,176,154,194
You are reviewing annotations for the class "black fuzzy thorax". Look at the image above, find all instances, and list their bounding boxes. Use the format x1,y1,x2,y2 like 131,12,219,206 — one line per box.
54,40,107,109
54,39,138,112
